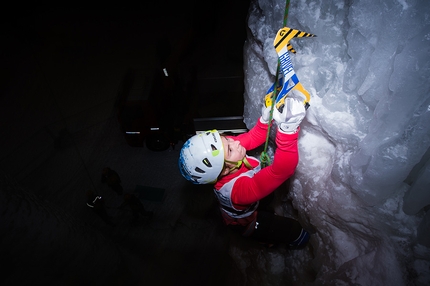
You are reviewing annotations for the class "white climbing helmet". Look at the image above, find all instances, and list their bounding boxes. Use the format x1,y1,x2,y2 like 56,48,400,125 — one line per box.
179,130,224,184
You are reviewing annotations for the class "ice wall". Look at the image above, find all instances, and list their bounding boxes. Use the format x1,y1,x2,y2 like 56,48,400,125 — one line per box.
242,0,430,284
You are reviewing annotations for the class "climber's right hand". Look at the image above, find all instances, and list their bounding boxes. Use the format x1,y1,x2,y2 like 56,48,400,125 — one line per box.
273,97,306,134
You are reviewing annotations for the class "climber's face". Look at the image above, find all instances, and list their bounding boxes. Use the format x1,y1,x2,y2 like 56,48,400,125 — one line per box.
221,136,246,165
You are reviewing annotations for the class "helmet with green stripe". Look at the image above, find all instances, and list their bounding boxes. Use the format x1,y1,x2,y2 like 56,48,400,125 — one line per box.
179,130,224,184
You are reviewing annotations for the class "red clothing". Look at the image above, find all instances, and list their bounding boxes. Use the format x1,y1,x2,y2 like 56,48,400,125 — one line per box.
214,119,299,210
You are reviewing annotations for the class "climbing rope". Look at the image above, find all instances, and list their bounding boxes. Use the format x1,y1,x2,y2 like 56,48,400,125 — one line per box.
260,0,290,168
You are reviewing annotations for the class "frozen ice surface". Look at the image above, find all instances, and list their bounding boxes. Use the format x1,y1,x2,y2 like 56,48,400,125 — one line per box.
243,0,430,284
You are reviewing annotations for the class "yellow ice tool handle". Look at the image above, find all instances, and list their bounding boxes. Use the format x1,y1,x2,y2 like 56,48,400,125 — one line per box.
264,85,281,108
264,83,310,111
269,26,316,110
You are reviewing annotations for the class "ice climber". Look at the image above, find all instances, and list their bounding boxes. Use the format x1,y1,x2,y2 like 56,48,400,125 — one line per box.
178,97,310,248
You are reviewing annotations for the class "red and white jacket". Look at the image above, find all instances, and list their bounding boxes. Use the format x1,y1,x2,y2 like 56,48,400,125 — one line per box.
214,118,299,227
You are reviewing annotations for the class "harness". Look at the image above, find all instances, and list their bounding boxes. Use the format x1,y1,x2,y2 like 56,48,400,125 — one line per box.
220,202,258,217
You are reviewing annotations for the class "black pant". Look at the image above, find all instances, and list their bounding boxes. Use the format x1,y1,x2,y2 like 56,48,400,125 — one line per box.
249,211,303,244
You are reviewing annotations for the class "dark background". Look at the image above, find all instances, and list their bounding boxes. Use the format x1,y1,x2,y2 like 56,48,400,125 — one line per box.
0,2,272,286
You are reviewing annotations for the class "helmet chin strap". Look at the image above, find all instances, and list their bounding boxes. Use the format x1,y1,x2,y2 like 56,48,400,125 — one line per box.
224,157,253,171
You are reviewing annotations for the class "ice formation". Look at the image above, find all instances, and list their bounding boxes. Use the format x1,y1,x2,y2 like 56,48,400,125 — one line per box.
240,0,430,284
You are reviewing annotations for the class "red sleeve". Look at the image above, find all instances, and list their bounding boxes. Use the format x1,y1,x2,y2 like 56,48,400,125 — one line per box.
233,118,269,150
231,128,299,206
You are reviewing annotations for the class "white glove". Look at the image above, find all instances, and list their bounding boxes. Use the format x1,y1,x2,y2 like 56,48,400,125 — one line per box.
260,106,272,124
273,98,306,133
